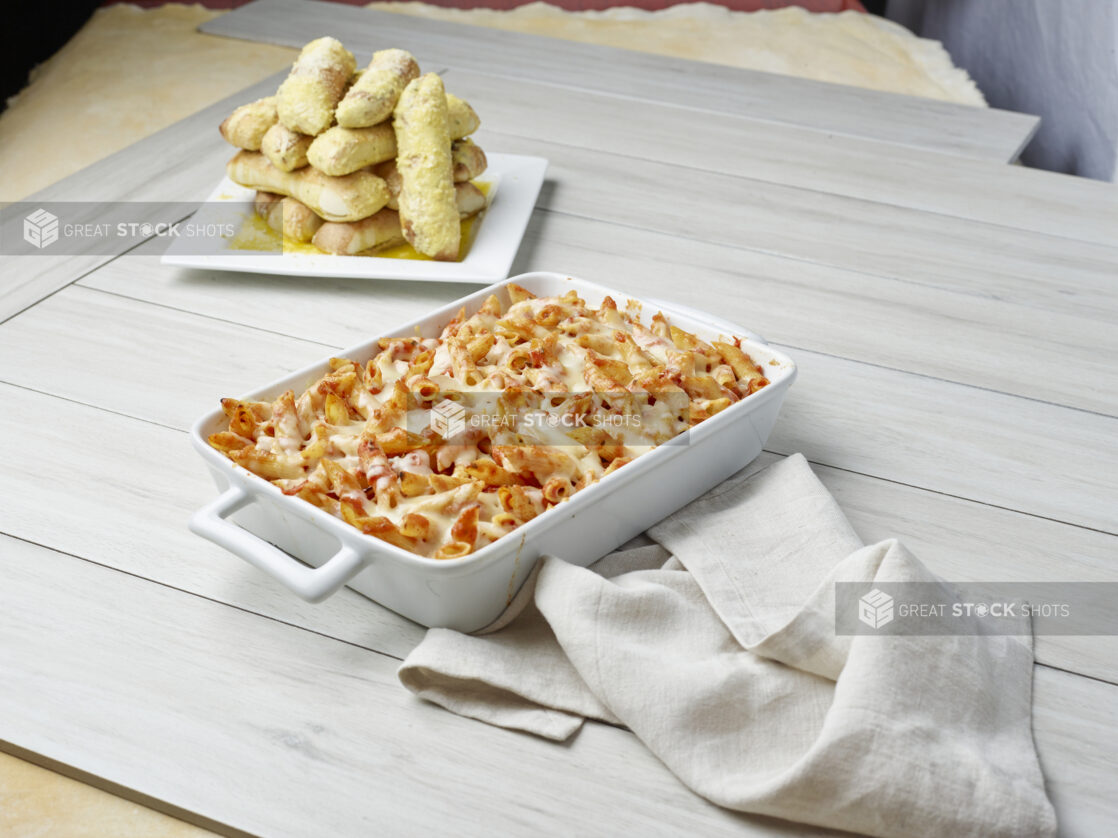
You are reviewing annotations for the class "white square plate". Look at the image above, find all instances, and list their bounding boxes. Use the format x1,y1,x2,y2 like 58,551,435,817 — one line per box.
161,153,547,283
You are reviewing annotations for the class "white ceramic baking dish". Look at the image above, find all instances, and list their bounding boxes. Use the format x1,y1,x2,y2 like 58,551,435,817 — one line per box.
189,272,797,631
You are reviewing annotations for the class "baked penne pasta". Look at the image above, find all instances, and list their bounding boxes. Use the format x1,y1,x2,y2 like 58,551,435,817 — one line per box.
211,286,770,560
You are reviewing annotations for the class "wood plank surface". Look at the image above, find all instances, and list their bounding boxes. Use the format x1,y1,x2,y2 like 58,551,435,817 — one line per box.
5,4,1116,833
482,132,1118,324
1032,666,1118,838
1,534,1112,837
199,0,1039,163
0,382,428,659
1,62,1097,359
0,371,1114,683
6,283,1112,534
0,82,1077,338
0,535,842,838
447,68,1115,247
82,220,1118,417
0,72,285,326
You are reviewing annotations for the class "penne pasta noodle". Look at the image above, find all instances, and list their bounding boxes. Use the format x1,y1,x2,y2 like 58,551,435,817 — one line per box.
435,542,472,560
506,283,536,304
713,340,770,393
541,476,574,504
449,504,480,551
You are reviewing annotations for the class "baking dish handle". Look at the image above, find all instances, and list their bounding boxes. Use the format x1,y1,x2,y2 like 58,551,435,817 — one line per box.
643,297,767,345
190,486,365,603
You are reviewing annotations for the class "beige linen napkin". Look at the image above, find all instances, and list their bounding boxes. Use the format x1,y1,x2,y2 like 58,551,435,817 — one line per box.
399,454,1056,838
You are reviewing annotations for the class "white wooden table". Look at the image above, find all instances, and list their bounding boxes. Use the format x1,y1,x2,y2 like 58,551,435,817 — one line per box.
2,1,1116,835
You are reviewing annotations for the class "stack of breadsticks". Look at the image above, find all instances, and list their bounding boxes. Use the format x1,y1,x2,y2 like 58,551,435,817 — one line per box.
218,38,488,260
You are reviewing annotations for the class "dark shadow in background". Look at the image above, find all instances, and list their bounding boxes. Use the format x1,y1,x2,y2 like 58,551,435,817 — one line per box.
3,1,102,111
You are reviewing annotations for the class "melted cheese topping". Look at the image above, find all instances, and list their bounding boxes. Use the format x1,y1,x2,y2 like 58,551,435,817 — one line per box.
210,285,769,559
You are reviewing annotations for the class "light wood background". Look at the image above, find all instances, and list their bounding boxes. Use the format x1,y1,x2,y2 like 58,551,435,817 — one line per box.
2,1,1115,836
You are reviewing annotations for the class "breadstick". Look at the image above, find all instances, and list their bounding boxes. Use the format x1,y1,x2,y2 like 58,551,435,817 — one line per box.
261,123,312,172
307,113,468,178
447,94,480,139
373,160,403,211
451,138,487,182
254,190,281,219
312,208,403,255
336,48,420,128
276,37,356,136
255,191,324,243
227,151,389,223
308,117,485,180
307,123,396,176
312,182,487,255
453,181,488,218
219,97,277,151
393,73,458,260
280,199,323,242
374,145,482,212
